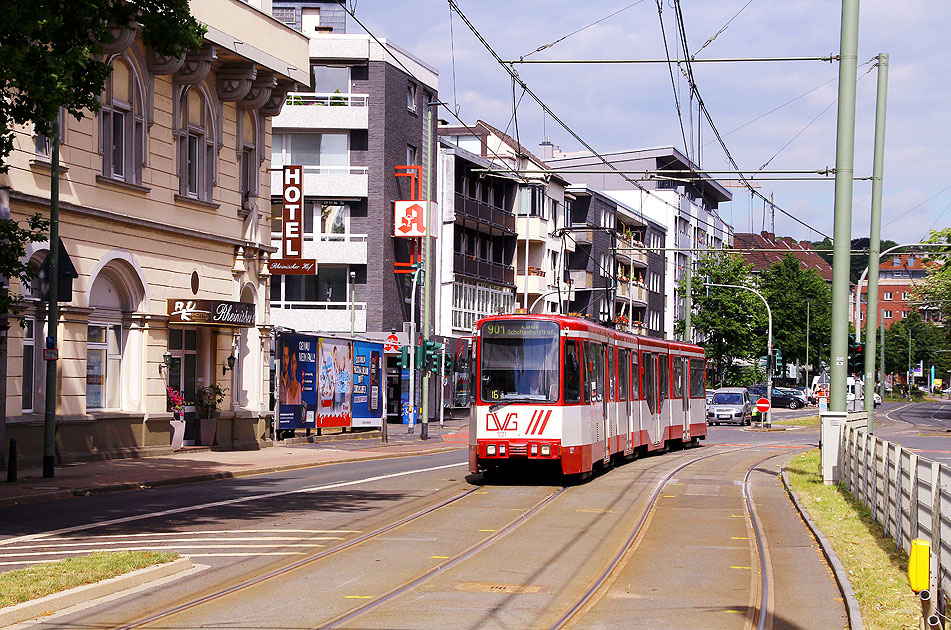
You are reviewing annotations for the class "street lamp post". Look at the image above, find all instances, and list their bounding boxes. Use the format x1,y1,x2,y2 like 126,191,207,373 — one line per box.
349,270,356,337
705,282,773,428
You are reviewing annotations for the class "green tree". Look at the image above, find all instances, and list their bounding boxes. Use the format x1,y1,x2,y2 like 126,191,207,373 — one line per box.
811,236,899,283
882,312,948,380
915,228,951,322
677,252,765,387
0,1,204,171
758,254,832,378
0,212,48,335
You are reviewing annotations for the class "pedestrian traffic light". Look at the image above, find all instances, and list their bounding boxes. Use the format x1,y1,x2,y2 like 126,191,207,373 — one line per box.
422,339,443,373
773,348,783,372
847,333,859,374
398,345,410,370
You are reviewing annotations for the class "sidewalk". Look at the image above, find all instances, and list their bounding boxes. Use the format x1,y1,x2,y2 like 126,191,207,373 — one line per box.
0,419,469,507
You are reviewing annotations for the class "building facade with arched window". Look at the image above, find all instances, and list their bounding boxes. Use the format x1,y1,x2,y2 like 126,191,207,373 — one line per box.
0,4,309,467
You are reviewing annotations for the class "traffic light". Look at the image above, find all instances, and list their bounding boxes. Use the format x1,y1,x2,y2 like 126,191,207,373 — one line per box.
773,348,783,373
853,341,865,374
398,345,410,370
847,333,857,374
422,339,444,373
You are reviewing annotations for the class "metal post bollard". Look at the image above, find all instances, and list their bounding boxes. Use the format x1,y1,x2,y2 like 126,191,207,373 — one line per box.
6,439,16,483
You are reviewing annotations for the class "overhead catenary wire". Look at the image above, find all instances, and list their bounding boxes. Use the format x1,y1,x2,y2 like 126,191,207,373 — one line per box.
695,0,756,56
520,0,648,60
655,0,691,160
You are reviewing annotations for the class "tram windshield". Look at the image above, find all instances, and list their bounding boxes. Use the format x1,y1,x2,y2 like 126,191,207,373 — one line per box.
480,320,560,403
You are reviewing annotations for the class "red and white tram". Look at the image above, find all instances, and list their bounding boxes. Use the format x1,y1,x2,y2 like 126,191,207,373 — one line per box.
468,314,707,477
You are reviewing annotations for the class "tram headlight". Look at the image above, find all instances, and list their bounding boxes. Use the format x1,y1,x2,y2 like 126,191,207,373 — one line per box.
499,444,506,456
540,445,551,456
486,444,497,456
530,444,538,456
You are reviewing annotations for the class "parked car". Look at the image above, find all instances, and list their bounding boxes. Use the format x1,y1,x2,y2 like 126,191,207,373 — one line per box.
747,386,806,410
873,392,882,407
787,386,816,405
707,387,752,425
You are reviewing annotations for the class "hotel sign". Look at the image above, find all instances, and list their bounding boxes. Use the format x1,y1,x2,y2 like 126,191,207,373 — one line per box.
168,300,256,327
269,165,317,275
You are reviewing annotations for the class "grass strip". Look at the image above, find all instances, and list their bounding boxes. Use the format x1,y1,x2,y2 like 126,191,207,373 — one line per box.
0,551,178,608
771,414,820,426
785,449,921,630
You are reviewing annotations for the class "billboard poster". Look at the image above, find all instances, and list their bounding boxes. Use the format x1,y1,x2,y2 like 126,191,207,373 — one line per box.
277,334,317,430
352,341,384,427
318,338,352,427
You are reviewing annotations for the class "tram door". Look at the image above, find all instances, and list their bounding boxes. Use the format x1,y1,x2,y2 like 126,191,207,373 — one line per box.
658,354,669,443
679,357,690,438
631,348,641,447
642,351,661,445
605,346,616,463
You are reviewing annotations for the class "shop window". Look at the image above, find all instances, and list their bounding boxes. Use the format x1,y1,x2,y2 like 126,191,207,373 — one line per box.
87,324,122,410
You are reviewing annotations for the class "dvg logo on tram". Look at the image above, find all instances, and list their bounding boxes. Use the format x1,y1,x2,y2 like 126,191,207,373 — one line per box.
486,412,518,432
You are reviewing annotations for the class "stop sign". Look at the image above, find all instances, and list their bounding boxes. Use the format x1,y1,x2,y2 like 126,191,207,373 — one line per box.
756,397,771,413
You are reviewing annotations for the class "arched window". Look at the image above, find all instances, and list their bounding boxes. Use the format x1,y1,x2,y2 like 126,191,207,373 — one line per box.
177,85,216,201
238,110,258,207
101,56,146,183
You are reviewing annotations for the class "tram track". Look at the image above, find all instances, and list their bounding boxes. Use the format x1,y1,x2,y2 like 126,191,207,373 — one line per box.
553,447,802,630
98,443,807,630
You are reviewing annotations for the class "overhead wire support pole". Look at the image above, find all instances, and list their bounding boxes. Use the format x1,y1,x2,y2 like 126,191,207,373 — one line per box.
863,53,888,429
504,56,838,64
705,283,773,428
43,117,60,479
828,0,861,414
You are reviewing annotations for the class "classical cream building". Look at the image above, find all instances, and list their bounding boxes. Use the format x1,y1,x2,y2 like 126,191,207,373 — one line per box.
1,0,309,465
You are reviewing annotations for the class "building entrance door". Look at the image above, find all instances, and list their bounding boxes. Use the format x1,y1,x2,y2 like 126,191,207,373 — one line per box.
168,328,198,444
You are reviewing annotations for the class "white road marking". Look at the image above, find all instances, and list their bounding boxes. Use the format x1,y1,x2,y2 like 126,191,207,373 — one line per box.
3,536,344,550
46,529,361,539
0,461,466,547
0,544,329,558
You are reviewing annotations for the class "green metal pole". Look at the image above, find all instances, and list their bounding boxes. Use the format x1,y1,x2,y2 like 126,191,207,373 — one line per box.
684,259,692,342
43,118,60,478
879,317,885,400
421,105,433,440
863,53,888,429
829,0,861,413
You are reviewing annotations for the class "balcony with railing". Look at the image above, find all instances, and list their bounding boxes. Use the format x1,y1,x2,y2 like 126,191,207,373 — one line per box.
454,193,516,233
616,281,649,307
273,92,370,130
616,235,648,268
271,301,367,333
270,165,368,198
453,254,515,286
516,267,549,297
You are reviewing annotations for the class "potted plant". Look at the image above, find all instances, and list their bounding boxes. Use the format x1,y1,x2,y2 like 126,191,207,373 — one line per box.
167,387,186,451
195,384,227,446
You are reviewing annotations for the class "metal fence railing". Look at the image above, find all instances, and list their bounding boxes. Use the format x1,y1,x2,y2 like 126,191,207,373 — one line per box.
838,424,951,598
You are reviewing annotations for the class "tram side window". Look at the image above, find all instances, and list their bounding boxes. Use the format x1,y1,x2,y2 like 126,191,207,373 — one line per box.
631,350,639,400
617,349,628,401
689,358,706,398
659,354,668,403
582,341,591,403
586,342,604,402
607,346,615,401
564,340,582,403
673,357,683,398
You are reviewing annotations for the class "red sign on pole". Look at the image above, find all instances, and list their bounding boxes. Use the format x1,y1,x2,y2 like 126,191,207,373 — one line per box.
269,165,317,275
383,334,400,352
756,398,771,413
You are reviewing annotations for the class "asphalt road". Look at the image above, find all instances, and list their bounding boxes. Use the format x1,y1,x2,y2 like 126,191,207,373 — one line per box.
873,400,951,464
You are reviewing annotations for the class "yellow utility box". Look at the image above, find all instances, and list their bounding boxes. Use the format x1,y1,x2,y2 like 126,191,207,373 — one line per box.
909,538,930,593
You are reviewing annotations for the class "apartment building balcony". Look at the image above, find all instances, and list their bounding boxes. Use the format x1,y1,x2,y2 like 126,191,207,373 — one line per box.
516,215,551,243
616,236,648,268
516,268,549,296
453,254,515,286
616,281,648,307
271,234,369,265
570,227,595,245
273,93,370,130
270,165,368,198
569,270,593,289
454,193,516,233
271,302,367,333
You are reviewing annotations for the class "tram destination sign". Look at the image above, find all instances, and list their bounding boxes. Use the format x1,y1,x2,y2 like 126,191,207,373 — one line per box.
482,321,558,338
168,299,256,327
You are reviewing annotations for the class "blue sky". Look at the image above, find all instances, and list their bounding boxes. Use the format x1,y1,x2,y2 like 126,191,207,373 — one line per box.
346,0,950,244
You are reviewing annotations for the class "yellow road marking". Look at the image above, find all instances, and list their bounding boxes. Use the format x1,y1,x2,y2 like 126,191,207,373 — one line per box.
345,596,372,599
662,495,676,498
475,491,488,494
731,566,751,570
724,609,745,614
729,514,745,518
478,529,497,532
430,556,450,559
730,536,749,540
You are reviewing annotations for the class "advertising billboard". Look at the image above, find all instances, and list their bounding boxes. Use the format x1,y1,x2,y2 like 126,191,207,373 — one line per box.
277,334,318,430
317,337,352,427
352,342,384,427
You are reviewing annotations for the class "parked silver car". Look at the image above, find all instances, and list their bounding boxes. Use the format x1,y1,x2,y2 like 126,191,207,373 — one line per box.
707,387,752,426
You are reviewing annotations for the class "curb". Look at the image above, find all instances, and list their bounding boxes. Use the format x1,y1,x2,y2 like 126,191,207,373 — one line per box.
780,463,864,630
0,557,193,627
0,445,460,508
